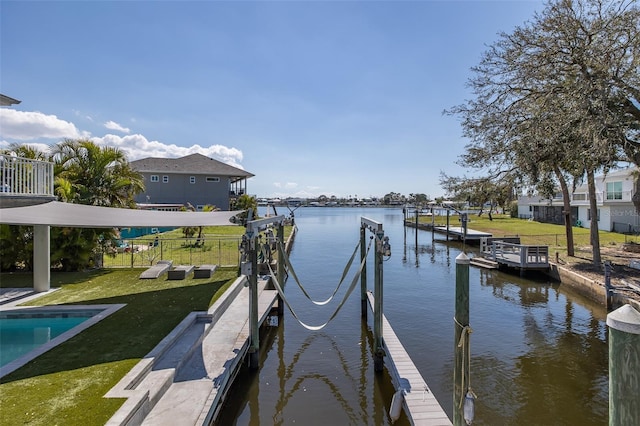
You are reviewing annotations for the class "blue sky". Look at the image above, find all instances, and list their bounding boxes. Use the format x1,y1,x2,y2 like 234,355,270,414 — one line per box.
0,0,542,200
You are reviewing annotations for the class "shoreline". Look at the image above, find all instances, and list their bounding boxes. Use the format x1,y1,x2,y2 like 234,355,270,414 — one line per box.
547,262,640,311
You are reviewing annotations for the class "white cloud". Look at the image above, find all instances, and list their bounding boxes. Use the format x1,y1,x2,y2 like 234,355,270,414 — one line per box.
274,182,298,189
93,134,245,168
104,120,130,134
0,109,87,140
0,108,245,170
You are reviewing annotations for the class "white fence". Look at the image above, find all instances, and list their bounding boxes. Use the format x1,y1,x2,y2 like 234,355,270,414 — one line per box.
0,154,54,196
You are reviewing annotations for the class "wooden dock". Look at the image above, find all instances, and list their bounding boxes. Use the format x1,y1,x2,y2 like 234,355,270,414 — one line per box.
480,241,549,273
367,292,452,425
404,220,492,242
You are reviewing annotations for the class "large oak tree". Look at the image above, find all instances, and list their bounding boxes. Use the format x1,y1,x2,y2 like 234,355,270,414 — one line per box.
446,0,639,267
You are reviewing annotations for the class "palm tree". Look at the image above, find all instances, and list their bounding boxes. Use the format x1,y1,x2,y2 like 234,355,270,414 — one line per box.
48,139,144,270
50,139,144,207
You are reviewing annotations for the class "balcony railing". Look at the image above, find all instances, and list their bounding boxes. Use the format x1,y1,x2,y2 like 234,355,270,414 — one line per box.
0,154,54,197
571,190,634,205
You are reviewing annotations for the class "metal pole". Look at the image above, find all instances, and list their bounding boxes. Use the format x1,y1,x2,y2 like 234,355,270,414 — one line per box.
374,231,384,372
604,261,612,310
277,224,285,316
415,208,419,247
360,225,367,319
249,235,259,369
447,209,450,241
607,304,640,425
454,252,470,426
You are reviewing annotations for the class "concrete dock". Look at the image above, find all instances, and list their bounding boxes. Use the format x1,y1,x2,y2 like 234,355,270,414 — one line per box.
105,276,279,426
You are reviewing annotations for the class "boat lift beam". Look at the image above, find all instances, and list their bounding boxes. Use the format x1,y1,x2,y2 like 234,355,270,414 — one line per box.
360,217,389,372
243,213,287,369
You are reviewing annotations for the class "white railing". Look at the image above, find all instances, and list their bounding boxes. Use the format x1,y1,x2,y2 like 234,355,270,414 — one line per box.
572,190,634,204
0,154,54,197
490,241,549,267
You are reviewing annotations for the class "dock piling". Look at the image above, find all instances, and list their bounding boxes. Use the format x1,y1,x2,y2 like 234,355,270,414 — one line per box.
607,304,640,425
454,252,472,426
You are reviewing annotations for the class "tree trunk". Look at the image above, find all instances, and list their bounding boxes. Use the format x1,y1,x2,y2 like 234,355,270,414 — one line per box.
554,166,574,257
586,168,601,268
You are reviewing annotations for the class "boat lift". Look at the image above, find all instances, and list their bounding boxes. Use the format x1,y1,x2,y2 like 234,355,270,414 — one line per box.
360,217,391,372
241,213,286,369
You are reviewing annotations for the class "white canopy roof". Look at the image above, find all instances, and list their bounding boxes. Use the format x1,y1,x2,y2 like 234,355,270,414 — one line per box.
0,201,243,228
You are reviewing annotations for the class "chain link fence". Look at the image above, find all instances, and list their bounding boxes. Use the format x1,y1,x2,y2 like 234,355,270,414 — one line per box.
101,235,242,268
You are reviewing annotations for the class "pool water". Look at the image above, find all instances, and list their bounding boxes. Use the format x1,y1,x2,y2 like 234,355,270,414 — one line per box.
0,316,91,367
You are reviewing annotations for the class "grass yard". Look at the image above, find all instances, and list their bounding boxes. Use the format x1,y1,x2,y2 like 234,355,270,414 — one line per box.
0,268,239,426
104,225,294,268
420,213,640,260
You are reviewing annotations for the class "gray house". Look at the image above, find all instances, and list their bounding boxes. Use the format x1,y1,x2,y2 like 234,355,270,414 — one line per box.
130,153,254,211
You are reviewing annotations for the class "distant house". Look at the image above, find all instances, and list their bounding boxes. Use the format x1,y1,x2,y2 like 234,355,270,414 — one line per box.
572,168,639,232
518,168,640,232
130,153,254,211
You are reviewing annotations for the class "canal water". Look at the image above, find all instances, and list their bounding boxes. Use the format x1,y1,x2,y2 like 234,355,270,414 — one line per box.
216,207,608,425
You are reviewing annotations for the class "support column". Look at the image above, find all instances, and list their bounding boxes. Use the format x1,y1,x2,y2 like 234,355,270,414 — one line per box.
249,235,259,369
454,252,470,426
360,226,367,319
607,304,640,426
33,224,50,292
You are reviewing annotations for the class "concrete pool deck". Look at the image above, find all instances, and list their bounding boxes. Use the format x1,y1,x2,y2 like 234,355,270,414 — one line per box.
0,287,59,307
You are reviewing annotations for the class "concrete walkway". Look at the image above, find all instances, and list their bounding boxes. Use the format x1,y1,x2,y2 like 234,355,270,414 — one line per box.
105,276,279,426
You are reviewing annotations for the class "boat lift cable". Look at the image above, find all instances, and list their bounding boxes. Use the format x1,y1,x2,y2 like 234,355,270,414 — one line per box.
266,237,373,331
276,238,362,306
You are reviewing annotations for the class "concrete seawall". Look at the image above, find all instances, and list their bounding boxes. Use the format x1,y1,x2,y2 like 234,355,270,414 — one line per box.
547,262,640,311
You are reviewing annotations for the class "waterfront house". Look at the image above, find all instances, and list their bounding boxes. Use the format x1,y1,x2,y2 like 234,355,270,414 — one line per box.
130,153,254,211
518,167,640,232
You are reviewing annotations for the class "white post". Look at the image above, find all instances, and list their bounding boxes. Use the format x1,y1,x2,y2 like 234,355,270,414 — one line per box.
33,224,50,292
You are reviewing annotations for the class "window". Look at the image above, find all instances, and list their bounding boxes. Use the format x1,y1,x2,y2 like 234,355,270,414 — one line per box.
587,208,600,221
190,176,196,184
572,193,586,201
162,175,169,183
606,181,622,200
150,175,159,182
206,177,220,183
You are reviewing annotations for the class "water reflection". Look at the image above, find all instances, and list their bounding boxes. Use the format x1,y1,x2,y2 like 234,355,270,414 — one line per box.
219,207,608,425
215,309,402,426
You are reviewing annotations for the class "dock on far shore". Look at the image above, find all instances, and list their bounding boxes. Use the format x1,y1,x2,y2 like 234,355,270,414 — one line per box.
404,220,550,274
404,219,494,242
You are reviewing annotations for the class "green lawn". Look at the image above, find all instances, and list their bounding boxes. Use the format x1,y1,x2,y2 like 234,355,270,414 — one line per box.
104,225,294,268
0,268,238,426
418,213,640,261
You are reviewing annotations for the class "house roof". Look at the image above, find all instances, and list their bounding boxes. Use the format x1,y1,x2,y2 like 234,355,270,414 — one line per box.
0,94,21,106
130,153,254,182
0,201,243,228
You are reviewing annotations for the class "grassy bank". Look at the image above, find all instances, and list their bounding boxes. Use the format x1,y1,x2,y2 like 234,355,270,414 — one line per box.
419,213,640,261
0,268,238,426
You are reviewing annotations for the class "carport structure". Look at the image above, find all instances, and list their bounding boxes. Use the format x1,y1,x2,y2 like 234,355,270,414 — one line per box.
0,201,242,291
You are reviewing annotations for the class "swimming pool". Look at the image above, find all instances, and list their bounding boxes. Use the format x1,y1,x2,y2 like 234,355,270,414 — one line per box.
0,304,125,378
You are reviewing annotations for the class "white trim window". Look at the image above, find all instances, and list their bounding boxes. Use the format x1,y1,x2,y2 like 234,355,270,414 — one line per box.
206,177,220,183
163,175,169,183
150,175,159,183
606,181,622,200
190,176,196,184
